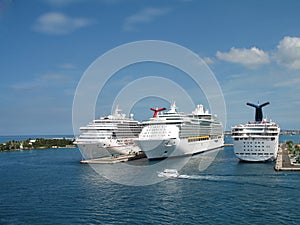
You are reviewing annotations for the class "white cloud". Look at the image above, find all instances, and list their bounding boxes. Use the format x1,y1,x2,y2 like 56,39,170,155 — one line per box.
202,57,215,65
275,36,300,69
33,12,92,35
123,7,171,31
216,47,270,68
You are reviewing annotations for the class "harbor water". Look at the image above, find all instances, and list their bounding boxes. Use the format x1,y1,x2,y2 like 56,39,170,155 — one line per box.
0,135,300,224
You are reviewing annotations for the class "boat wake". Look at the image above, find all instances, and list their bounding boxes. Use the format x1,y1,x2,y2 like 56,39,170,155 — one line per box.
158,171,299,190
177,174,229,181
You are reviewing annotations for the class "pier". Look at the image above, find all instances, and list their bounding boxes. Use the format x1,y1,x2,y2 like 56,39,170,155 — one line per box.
224,143,233,147
275,144,300,171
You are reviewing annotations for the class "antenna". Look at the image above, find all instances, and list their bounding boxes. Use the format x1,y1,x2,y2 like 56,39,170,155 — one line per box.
246,102,269,122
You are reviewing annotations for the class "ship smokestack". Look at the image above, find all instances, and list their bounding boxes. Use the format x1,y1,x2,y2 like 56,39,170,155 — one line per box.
150,107,166,118
246,102,270,122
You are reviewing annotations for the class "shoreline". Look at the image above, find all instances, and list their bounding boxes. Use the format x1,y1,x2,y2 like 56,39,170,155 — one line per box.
0,145,76,153
275,144,300,171
0,137,75,152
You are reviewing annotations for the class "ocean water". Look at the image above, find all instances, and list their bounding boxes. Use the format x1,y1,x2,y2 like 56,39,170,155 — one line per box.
0,135,300,224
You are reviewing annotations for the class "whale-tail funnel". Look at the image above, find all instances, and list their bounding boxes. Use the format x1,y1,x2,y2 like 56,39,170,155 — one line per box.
246,102,270,122
150,107,166,118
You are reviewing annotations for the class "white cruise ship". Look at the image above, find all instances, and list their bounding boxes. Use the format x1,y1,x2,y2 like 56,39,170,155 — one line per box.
74,106,142,159
137,102,224,160
231,102,280,162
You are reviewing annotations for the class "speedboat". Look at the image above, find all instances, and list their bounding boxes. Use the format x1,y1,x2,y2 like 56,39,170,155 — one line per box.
157,169,179,178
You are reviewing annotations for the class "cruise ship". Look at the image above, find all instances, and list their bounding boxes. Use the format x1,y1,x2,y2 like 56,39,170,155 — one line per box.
137,102,224,160
74,106,142,159
231,102,280,162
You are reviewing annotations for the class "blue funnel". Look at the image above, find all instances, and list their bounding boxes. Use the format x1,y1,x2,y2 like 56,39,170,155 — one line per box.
246,102,269,122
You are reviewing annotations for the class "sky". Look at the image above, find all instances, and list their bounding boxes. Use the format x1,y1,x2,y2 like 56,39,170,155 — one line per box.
1,0,300,135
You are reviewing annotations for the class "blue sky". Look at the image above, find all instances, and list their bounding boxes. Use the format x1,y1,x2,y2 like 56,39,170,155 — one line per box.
1,0,300,135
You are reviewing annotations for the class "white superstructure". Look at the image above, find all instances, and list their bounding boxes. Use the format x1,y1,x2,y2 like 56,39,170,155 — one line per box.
74,106,142,159
137,102,224,160
231,102,280,162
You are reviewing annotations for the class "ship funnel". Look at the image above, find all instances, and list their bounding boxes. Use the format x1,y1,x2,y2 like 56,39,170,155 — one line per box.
150,107,166,118
246,102,269,122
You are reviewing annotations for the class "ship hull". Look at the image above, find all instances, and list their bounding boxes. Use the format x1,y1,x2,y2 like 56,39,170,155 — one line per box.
138,136,224,160
76,143,111,160
107,144,141,155
233,137,279,162
76,139,141,159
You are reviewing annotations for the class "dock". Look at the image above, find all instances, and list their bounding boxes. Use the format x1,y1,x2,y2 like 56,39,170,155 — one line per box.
80,152,146,164
275,144,300,171
224,143,233,146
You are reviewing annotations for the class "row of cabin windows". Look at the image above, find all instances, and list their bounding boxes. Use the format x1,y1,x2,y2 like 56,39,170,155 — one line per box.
242,147,270,150
234,137,276,141
244,141,265,144
236,152,271,155
188,137,209,142
142,129,171,137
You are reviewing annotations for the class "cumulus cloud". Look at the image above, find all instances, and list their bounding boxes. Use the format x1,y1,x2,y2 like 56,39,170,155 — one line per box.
123,7,171,31
202,57,215,65
33,12,92,35
216,47,270,68
275,36,300,69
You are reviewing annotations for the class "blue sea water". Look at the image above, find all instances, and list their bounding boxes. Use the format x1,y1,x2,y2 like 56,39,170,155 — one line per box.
0,135,300,224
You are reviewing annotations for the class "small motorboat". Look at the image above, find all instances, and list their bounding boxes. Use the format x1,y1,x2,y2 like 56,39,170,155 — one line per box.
157,169,179,178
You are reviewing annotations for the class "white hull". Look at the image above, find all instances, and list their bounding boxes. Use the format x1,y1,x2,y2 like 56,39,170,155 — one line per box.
157,169,179,178
77,143,111,160
138,137,224,160
233,137,279,162
76,139,141,159
107,144,141,155
138,102,224,160
75,106,142,159
231,102,280,162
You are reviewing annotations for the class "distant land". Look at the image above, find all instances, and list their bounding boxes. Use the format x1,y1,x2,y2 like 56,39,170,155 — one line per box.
0,138,75,152
1,130,299,152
